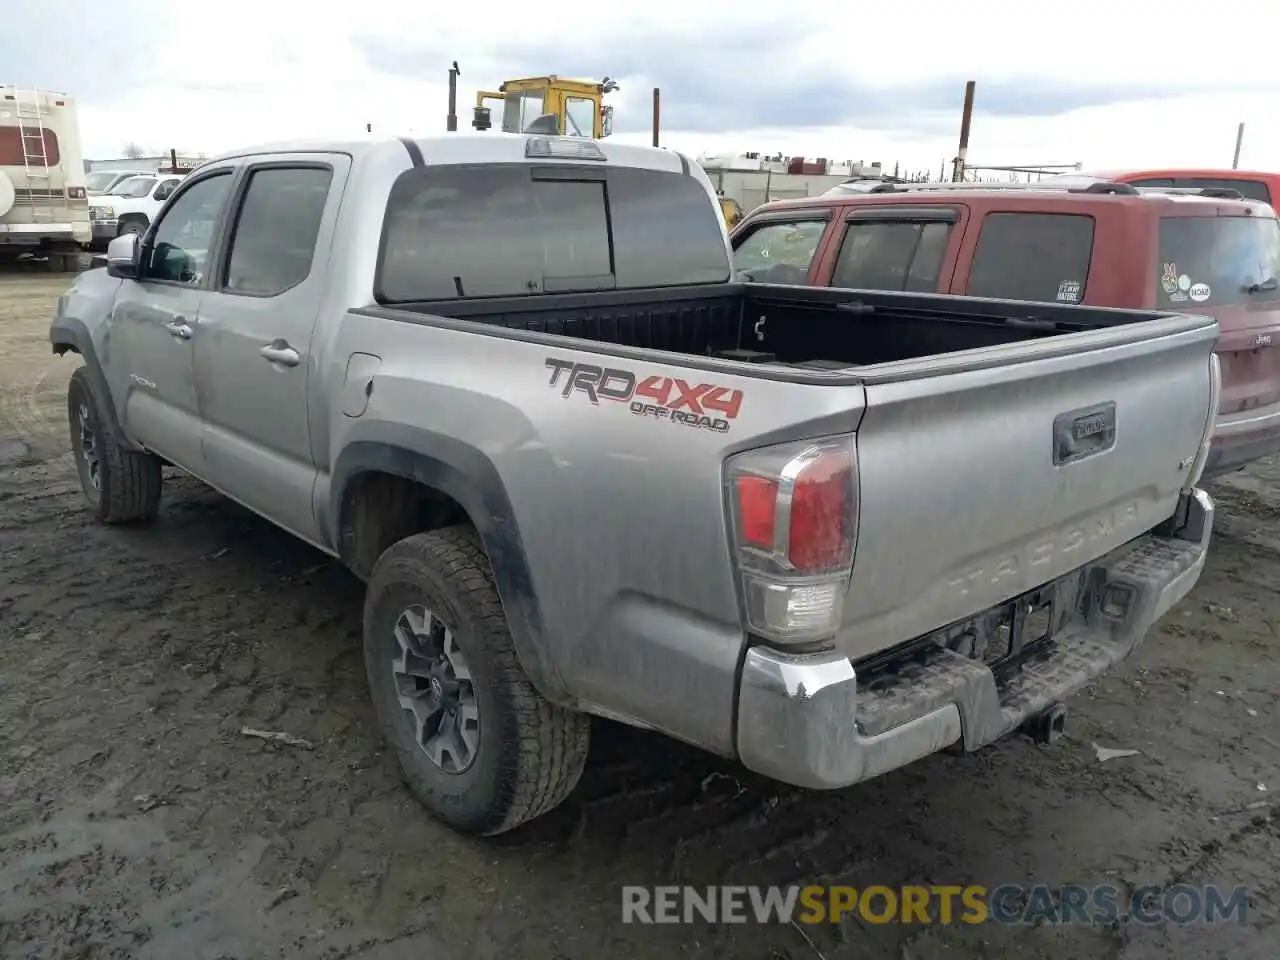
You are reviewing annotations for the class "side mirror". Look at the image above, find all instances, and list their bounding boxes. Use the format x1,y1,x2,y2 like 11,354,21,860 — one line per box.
105,233,139,279
154,186,172,201
601,105,614,138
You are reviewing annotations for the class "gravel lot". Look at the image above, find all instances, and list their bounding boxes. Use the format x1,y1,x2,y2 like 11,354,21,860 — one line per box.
1,268,1277,960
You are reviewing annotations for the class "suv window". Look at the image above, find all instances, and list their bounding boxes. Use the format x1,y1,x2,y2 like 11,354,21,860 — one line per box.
968,213,1095,303
831,220,950,292
1157,216,1280,308
732,220,827,284
377,165,729,301
142,173,233,285
225,167,333,296
1180,177,1271,204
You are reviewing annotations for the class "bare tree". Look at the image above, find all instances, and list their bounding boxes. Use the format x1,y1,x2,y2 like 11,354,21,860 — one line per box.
122,142,146,159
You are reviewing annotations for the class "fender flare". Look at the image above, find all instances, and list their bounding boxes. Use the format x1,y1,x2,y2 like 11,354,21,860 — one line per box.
328,426,568,704
49,315,137,450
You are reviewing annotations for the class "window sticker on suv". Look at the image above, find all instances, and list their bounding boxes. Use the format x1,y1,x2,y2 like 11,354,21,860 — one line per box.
1158,216,1280,308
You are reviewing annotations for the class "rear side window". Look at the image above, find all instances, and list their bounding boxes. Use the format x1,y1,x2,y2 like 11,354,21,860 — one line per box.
1157,216,1280,308
831,220,950,293
968,213,1095,304
0,127,61,166
732,220,827,284
224,166,333,297
377,164,729,302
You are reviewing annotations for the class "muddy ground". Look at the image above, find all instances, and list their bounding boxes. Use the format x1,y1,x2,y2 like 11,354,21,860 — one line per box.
0,267,1277,960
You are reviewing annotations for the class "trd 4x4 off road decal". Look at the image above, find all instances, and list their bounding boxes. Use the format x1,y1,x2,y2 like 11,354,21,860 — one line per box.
544,358,743,434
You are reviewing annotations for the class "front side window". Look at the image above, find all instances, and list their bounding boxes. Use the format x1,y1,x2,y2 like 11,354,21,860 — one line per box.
1158,216,1280,308
968,213,1095,303
831,220,951,293
224,166,332,296
731,220,827,284
377,165,729,302
142,173,233,285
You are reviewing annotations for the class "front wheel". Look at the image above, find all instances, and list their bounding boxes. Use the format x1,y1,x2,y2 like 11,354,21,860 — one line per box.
117,217,148,238
362,526,590,835
67,367,162,523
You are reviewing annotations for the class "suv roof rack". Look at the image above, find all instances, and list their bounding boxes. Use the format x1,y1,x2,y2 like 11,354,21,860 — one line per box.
855,179,1140,196
1132,185,1245,200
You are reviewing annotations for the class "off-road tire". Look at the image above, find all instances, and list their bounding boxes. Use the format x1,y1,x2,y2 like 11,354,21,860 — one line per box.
363,525,590,835
67,366,162,523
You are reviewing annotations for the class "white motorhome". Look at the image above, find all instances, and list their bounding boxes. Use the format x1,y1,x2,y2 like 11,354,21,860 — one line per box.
0,86,91,271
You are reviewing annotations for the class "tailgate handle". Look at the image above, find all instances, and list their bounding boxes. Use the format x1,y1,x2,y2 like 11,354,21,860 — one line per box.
1053,402,1117,466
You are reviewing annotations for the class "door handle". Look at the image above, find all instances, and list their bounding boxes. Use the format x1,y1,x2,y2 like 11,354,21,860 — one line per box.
164,318,193,340
260,341,301,367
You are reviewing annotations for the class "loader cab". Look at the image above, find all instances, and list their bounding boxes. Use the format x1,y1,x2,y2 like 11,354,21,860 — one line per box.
472,75,617,138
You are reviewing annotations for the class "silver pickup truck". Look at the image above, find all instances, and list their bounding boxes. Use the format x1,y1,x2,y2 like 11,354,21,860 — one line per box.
50,133,1220,835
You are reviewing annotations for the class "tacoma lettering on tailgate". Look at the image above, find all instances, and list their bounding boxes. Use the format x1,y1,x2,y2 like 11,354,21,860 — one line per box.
947,501,1143,598
544,358,743,434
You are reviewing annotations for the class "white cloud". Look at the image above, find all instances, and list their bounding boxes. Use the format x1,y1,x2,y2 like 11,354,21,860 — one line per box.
18,0,1280,172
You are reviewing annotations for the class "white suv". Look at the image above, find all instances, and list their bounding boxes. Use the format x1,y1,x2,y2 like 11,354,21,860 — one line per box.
87,173,184,250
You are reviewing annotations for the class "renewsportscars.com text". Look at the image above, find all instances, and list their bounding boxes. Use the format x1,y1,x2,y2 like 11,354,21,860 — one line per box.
621,883,1249,926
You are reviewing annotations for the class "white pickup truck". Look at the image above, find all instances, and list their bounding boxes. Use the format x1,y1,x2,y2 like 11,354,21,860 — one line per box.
87,173,184,250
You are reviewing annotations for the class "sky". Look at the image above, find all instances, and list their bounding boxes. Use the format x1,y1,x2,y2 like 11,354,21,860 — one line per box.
5,0,1280,175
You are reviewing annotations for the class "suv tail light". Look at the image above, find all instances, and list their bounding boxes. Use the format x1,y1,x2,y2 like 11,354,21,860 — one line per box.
725,436,858,647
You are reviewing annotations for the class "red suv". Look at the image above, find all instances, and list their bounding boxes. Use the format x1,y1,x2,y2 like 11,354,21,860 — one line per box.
730,180,1280,477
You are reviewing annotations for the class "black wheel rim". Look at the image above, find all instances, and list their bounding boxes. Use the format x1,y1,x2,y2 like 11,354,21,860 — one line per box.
391,604,480,774
76,400,101,494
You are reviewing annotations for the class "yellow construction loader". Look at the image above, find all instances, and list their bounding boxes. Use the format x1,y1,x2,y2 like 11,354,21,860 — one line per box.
471,76,618,139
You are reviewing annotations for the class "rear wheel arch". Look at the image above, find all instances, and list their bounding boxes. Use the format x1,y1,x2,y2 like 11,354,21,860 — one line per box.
330,435,568,704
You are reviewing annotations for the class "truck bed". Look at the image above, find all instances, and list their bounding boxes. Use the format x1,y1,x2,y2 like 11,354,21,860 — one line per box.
363,279,1218,666
388,282,1175,370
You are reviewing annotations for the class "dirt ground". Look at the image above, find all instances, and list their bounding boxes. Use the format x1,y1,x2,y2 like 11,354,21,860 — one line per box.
0,268,1277,960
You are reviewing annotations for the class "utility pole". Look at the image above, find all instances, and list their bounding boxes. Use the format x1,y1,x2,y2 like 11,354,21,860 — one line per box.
951,80,976,182
447,61,461,132
1233,122,1245,169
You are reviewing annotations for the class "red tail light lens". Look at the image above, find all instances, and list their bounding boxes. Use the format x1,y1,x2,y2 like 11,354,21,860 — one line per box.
725,437,858,647
787,451,852,573
735,475,778,548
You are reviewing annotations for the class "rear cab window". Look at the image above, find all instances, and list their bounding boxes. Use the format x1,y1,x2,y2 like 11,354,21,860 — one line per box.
731,219,828,285
1128,176,1272,205
831,217,952,292
966,212,1095,304
376,164,729,301
1157,215,1280,308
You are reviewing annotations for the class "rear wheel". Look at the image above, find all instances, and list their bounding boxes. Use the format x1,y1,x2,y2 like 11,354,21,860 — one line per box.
67,367,162,523
362,526,590,835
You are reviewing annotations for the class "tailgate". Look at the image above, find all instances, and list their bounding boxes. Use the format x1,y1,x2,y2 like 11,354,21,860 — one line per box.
839,314,1218,661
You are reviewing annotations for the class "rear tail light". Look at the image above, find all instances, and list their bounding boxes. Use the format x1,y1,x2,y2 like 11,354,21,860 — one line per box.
725,436,858,647
66,186,86,201
1184,352,1221,490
